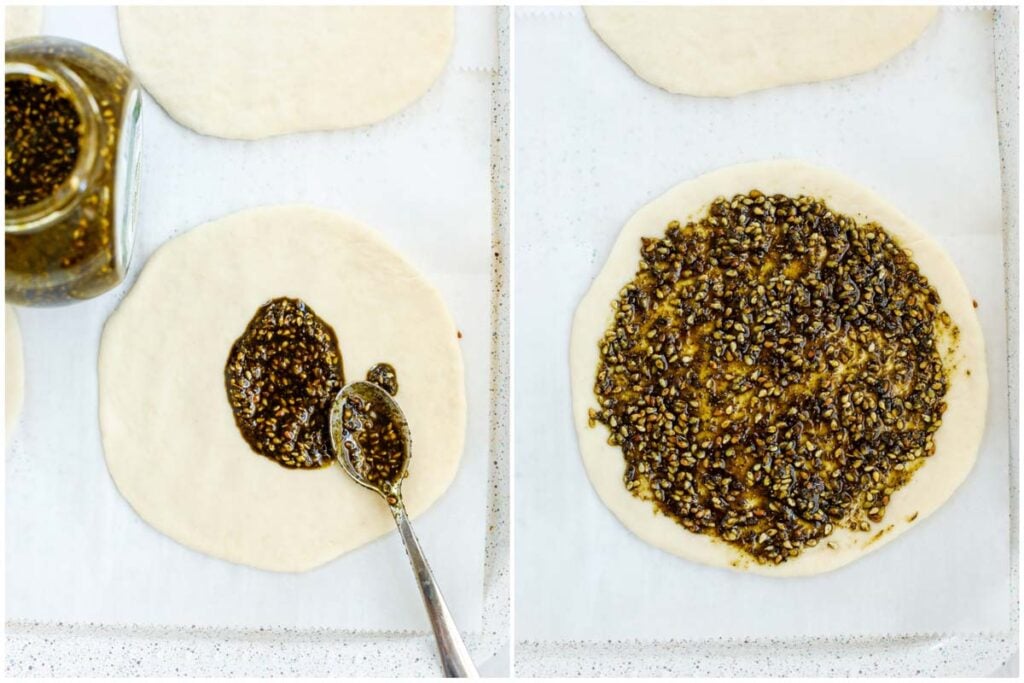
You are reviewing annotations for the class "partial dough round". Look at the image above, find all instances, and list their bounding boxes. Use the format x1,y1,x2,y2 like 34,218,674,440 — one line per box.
585,6,936,97
6,305,24,433
5,6,42,41
100,205,466,572
570,160,987,576
117,6,454,139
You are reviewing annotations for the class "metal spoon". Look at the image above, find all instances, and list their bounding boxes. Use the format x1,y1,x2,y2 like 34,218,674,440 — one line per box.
329,381,478,678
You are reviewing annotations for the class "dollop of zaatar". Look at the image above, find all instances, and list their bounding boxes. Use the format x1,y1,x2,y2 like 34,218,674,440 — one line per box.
225,297,344,469
366,362,399,396
590,191,956,565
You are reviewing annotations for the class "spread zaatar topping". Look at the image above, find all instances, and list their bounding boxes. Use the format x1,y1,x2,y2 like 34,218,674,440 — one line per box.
225,297,344,469
589,191,956,565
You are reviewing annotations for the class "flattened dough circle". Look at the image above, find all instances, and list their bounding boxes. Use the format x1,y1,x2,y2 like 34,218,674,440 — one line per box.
5,6,43,40
585,6,936,97
6,305,24,433
117,6,454,139
570,160,987,576
99,205,466,572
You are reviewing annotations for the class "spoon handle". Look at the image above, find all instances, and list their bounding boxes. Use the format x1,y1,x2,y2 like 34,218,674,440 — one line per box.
389,499,479,678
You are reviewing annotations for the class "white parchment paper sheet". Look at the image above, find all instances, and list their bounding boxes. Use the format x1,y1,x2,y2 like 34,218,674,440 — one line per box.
515,7,1010,641
7,5,495,634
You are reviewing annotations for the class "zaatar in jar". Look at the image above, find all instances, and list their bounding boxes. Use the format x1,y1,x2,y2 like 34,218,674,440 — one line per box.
589,191,956,565
5,37,142,306
225,298,344,469
5,76,81,209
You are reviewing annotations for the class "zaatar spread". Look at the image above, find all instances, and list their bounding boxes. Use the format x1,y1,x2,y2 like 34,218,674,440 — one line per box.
226,297,344,469
338,388,408,491
5,76,81,210
590,191,956,565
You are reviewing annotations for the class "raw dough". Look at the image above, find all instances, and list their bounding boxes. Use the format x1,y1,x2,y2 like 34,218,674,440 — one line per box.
570,160,987,576
585,6,937,97
6,305,24,433
99,205,466,572
5,6,42,41
117,6,454,139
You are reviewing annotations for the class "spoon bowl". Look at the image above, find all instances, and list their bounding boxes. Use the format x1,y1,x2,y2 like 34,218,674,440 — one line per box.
329,380,411,502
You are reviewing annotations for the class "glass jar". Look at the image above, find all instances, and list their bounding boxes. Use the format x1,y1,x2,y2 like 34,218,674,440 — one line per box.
5,37,142,306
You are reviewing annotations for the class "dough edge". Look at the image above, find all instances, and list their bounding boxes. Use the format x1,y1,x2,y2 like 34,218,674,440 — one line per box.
584,6,937,97
5,6,43,41
6,305,24,433
116,6,455,139
570,160,988,577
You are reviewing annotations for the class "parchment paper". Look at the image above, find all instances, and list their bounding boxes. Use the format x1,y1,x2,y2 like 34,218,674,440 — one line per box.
515,7,1011,641
7,5,495,634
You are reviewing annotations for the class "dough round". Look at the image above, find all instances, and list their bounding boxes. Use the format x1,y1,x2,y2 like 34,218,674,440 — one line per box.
5,6,42,41
570,160,987,576
99,205,466,572
6,305,24,433
585,6,936,97
117,6,454,139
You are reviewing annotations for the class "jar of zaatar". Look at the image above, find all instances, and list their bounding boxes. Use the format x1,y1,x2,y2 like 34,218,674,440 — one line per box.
5,37,142,305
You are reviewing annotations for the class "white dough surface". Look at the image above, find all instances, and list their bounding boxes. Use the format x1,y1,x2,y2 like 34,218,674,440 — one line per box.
5,6,42,40
570,160,987,576
6,305,24,433
117,6,454,139
584,6,937,97
99,205,466,572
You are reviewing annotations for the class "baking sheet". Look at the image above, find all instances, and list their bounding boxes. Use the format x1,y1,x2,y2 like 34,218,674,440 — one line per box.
7,5,495,634
515,7,1011,642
